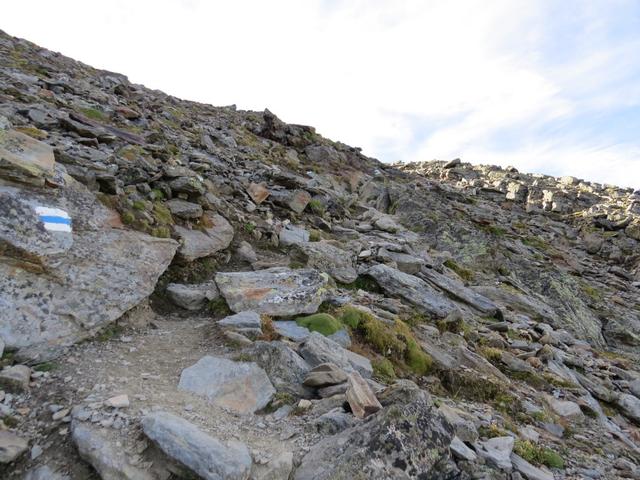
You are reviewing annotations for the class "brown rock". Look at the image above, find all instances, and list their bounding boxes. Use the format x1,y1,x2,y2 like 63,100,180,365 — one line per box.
345,371,381,419
247,182,270,204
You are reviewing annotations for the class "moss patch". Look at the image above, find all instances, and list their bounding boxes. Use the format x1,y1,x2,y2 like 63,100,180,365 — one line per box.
372,358,397,383
443,259,474,282
296,313,343,336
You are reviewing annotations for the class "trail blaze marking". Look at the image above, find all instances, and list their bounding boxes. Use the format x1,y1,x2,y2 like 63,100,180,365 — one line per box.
35,206,72,232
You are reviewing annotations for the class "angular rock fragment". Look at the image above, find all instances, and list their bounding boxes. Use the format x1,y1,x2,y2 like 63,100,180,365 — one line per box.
178,355,275,414
166,281,219,310
174,213,233,262
0,129,55,186
247,182,270,204
303,363,348,388
0,430,28,463
476,436,514,472
366,264,455,318
218,311,262,329
345,371,382,418
0,364,31,392
295,241,357,283
71,421,153,480
300,332,372,378
215,267,329,316
142,411,252,480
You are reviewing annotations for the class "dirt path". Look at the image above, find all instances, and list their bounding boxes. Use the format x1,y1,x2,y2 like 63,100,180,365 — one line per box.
4,315,306,479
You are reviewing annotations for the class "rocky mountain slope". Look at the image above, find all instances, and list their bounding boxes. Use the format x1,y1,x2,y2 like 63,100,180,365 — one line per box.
1,29,640,480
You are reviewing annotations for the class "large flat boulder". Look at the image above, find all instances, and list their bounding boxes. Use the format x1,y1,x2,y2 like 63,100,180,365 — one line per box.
178,356,275,414
0,166,177,361
0,129,55,186
365,264,455,318
215,267,329,316
142,411,252,480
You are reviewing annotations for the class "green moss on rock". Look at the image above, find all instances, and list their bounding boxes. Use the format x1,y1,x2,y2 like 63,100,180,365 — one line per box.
296,313,343,336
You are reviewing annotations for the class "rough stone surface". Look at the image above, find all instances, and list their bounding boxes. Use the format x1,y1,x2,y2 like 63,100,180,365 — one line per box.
178,356,276,414
345,371,382,418
166,281,219,310
366,264,455,318
174,213,233,261
215,268,329,316
300,332,373,378
273,321,311,341
0,181,178,360
218,311,262,329
142,411,252,480
303,363,348,388
71,421,154,480
295,241,357,283
294,381,454,480
0,365,31,392
0,431,28,464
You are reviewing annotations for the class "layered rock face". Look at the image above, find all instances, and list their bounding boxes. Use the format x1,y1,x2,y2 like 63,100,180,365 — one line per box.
1,29,640,480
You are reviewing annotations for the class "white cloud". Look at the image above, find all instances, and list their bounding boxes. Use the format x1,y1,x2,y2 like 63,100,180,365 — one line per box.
3,0,639,187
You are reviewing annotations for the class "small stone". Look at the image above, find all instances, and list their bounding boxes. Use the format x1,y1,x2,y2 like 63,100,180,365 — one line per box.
247,182,270,204
298,399,312,410
105,394,129,408
52,408,70,421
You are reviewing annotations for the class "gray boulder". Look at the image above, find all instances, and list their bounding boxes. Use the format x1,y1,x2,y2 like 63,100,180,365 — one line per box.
273,321,311,342
23,466,70,480
279,225,309,246
366,264,455,318
511,454,555,480
174,213,233,262
294,381,455,480
166,281,219,310
218,311,262,329
295,241,357,283
178,356,275,414
0,174,177,361
241,341,312,396
142,411,252,480
0,364,31,392
71,421,153,480
0,430,28,464
476,436,514,472
165,199,203,219
300,332,372,378
215,268,329,316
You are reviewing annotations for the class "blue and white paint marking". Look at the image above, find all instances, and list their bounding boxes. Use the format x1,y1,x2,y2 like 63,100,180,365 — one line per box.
35,206,72,232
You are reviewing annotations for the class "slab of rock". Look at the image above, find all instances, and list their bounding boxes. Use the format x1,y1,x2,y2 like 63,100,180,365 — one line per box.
178,356,275,414
300,332,373,378
165,199,203,219
295,241,357,283
378,249,425,274
0,179,178,361
166,281,219,310
279,225,309,246
294,381,454,479
241,341,311,396
0,430,28,463
419,267,499,315
476,436,514,472
273,321,311,341
303,363,348,388
247,182,270,204
511,453,555,480
218,311,262,329
215,268,329,316
0,364,31,392
71,421,154,480
544,395,583,420
616,393,640,424
450,436,477,461
345,371,382,418
142,411,252,480
366,264,455,318
287,189,311,213
174,213,233,262
0,129,55,186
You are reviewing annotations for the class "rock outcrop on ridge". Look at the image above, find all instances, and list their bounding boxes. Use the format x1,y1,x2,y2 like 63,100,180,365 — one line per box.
0,29,639,479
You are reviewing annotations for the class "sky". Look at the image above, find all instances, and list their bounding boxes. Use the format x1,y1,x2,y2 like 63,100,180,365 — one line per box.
3,0,640,188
